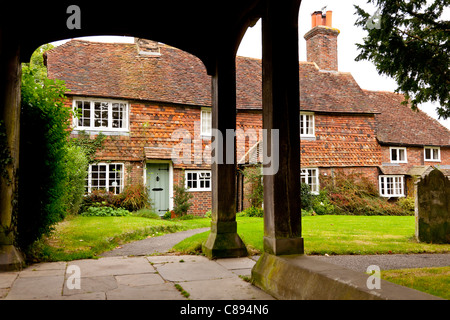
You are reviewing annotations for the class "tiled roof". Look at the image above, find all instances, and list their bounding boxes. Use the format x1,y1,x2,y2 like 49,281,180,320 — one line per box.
365,91,450,146
46,40,373,113
47,40,450,148
299,62,375,114
46,40,211,106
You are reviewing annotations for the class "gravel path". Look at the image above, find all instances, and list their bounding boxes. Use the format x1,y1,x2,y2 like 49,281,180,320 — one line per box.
100,227,209,257
309,253,450,272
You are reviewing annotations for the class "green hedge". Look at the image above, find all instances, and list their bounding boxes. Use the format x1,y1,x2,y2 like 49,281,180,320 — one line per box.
18,44,79,249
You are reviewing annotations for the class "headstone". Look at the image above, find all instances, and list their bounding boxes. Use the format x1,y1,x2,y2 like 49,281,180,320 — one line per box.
415,168,450,243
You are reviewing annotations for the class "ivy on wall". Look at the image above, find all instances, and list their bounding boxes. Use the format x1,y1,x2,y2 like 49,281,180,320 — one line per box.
69,130,106,164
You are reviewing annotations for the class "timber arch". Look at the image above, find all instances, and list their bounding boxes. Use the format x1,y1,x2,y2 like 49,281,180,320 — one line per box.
1,0,303,270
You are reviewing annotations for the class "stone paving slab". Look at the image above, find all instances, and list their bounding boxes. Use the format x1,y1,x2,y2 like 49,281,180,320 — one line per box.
154,257,235,282
5,275,65,300
67,256,155,277
115,273,165,287
1,252,448,300
179,277,276,300
106,283,186,300
0,272,18,289
0,255,274,300
63,275,117,296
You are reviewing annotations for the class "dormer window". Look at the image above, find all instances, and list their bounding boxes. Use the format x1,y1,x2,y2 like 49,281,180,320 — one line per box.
424,147,440,162
390,147,407,163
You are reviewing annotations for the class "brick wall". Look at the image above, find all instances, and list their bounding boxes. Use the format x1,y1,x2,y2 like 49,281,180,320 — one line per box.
173,168,211,216
124,161,145,186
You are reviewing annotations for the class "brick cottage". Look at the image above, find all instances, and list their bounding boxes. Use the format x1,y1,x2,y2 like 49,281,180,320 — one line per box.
45,10,450,215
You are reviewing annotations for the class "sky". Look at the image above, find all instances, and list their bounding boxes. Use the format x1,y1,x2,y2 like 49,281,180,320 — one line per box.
52,0,449,129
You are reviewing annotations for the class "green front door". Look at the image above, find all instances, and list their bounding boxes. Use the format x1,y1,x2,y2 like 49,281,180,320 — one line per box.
146,163,170,215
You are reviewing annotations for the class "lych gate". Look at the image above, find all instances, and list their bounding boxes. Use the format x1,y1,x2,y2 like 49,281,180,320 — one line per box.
1,1,439,300
1,0,303,270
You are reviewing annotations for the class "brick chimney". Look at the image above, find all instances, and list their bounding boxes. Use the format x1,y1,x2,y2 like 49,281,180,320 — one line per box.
304,11,340,71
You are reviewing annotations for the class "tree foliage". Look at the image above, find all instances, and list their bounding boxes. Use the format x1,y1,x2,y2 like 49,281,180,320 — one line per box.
354,0,450,118
18,44,87,249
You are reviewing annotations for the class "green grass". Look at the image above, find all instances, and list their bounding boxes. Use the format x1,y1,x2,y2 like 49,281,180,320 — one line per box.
382,266,450,300
36,215,450,262
35,215,210,261
170,215,450,299
172,215,450,255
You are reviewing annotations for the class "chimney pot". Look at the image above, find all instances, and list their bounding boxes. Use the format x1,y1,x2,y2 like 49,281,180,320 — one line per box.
315,11,322,27
325,11,333,27
311,12,317,28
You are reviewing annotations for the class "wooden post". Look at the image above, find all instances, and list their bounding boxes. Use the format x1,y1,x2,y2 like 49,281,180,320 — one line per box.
203,49,247,259
261,0,303,255
0,29,24,271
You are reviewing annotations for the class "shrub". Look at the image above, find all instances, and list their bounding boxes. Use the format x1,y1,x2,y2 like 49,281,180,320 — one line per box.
81,205,131,217
17,44,73,249
162,210,172,220
311,190,336,215
62,144,89,215
300,183,313,210
116,184,151,212
80,190,119,213
173,176,193,216
301,208,315,216
397,197,415,215
241,167,264,208
319,172,408,216
240,206,264,217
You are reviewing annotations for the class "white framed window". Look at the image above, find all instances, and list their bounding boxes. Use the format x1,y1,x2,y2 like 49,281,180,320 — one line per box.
424,147,440,162
201,109,212,136
185,170,211,191
301,168,319,194
390,147,407,163
86,163,124,194
73,98,129,132
379,175,404,197
300,112,315,138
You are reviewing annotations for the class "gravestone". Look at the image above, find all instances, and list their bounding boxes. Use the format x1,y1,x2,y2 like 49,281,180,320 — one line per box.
415,168,450,243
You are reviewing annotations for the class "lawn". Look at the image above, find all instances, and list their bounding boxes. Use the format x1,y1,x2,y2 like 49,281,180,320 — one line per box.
382,266,450,300
37,214,450,261
35,215,210,261
172,215,450,255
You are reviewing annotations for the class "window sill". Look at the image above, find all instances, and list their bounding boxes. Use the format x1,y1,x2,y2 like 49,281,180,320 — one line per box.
380,195,405,198
72,129,130,136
